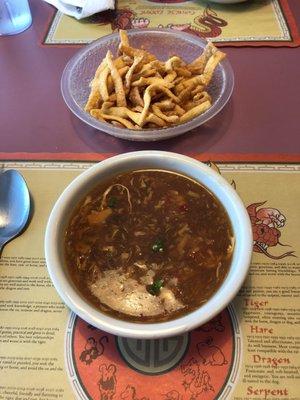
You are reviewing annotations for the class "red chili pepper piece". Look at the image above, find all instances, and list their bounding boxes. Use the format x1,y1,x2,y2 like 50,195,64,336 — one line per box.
179,204,188,212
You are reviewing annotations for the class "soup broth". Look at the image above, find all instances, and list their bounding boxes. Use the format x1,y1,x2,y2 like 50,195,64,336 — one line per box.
64,170,234,322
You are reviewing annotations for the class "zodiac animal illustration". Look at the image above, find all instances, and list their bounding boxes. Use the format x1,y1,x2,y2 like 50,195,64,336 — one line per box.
120,385,149,400
79,335,108,365
163,390,183,400
197,337,228,366
181,358,214,398
98,363,117,400
247,202,295,259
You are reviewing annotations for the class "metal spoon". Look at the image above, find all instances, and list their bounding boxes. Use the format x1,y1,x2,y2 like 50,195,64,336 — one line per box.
0,169,30,255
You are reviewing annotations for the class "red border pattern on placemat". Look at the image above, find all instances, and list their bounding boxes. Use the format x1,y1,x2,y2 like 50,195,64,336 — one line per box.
1,152,300,163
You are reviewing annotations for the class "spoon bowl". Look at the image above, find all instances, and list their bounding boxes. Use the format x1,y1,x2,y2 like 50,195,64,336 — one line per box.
0,170,30,253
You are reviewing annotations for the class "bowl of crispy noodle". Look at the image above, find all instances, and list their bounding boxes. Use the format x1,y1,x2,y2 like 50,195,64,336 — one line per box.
61,29,234,141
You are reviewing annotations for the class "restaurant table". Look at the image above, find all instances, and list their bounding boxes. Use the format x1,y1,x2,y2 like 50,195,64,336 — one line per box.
0,0,299,162
0,1,300,400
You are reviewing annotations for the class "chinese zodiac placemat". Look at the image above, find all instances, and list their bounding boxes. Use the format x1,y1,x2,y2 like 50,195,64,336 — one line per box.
0,162,299,400
44,0,300,47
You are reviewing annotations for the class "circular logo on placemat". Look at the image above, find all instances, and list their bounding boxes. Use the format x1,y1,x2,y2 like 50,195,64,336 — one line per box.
116,334,189,374
65,306,241,400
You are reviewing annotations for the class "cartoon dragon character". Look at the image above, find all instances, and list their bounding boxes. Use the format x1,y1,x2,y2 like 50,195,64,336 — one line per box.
181,358,214,398
207,162,295,260
159,6,227,39
247,202,296,259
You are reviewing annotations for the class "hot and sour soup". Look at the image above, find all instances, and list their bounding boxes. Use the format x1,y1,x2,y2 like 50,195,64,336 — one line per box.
64,170,234,322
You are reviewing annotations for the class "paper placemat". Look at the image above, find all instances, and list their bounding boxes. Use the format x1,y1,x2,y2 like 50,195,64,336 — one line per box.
44,0,300,47
0,161,299,400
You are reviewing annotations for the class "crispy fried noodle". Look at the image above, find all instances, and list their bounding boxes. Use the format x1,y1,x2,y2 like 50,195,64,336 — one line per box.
85,30,226,131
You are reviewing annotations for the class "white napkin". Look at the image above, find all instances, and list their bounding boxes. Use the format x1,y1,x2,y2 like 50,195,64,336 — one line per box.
44,0,115,20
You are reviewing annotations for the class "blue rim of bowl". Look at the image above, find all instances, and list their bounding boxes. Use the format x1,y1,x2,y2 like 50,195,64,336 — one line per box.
61,28,234,142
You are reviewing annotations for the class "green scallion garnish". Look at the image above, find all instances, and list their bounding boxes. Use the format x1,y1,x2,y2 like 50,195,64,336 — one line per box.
148,278,164,296
152,239,164,253
108,196,117,208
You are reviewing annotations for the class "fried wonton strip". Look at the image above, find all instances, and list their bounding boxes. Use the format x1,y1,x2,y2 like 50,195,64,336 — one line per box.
149,60,165,72
114,57,127,69
189,42,218,72
108,66,130,93
106,50,127,107
179,100,211,123
84,60,107,111
105,106,141,126
155,99,174,110
132,105,144,113
101,101,114,112
175,75,205,95
94,59,107,79
182,75,205,89
122,54,132,63
101,114,135,129
133,68,157,80
94,111,135,129
109,93,117,102
119,44,156,64
201,50,226,85
164,71,177,83
125,54,144,88
119,29,129,47
174,67,192,78
178,87,191,102
151,92,165,103
98,66,110,102
90,108,105,121
107,76,114,94
139,84,180,127
106,65,129,94
119,66,130,77
146,113,167,127
132,77,173,88
129,86,144,107
182,98,210,111
173,76,184,85
191,85,205,97
165,56,183,72
193,91,211,103
152,104,179,123
84,88,101,112
111,121,124,128
174,104,186,116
